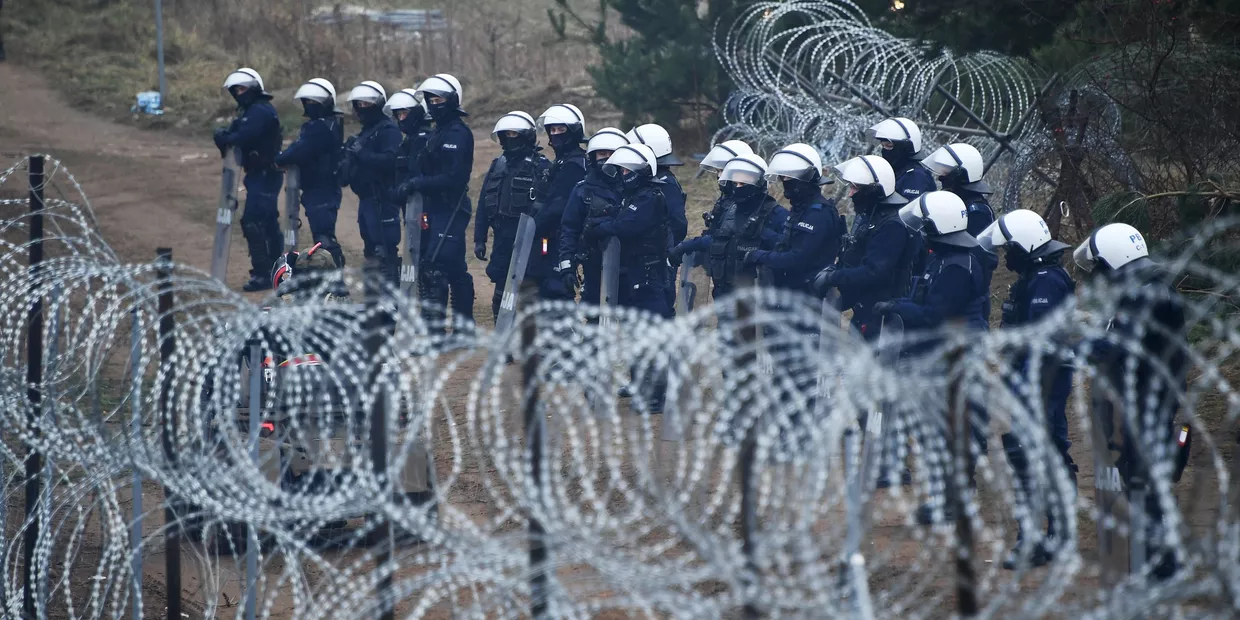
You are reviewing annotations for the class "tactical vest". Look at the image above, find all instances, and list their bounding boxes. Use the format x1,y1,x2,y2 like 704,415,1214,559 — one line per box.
482,154,547,220
777,199,844,261
394,129,428,181
912,251,986,325
840,207,918,300
707,196,778,285
619,188,670,266
576,184,621,263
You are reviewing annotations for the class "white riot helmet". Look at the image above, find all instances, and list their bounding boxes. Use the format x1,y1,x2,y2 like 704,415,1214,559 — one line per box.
416,74,466,115
587,128,629,154
627,124,682,166
833,155,903,204
924,142,992,194
347,81,387,105
767,143,830,185
386,88,420,112
719,154,770,201
293,78,335,105
224,67,265,93
602,143,658,179
977,209,1070,259
701,140,753,173
491,111,538,151
538,104,587,147
867,117,924,157
898,191,977,248
386,88,430,127
1073,223,1150,273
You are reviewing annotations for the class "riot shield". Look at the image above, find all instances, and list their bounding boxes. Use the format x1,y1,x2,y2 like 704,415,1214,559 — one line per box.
675,251,698,317
816,288,842,399
599,237,621,327
210,147,241,282
755,266,775,376
1089,374,1133,584
283,165,302,252
401,193,424,299
493,213,538,336
858,312,903,499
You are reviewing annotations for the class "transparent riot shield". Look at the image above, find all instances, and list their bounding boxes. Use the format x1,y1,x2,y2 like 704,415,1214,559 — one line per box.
401,193,424,299
494,213,538,336
210,147,241,282
283,165,302,252
599,237,621,327
1089,374,1133,584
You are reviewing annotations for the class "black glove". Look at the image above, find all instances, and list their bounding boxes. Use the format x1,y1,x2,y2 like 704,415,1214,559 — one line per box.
560,265,580,293
583,219,601,239
743,250,761,266
812,265,837,295
474,242,487,261
213,128,229,155
345,136,363,155
872,301,895,316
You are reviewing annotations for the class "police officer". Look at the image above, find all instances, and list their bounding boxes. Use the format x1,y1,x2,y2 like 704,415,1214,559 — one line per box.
672,155,788,300
874,191,991,525
858,117,936,233
587,143,674,411
585,143,673,316
743,143,844,294
400,74,476,330
533,104,589,301
975,209,1076,569
338,80,402,284
627,124,688,314
676,139,754,274
812,155,917,341
214,68,284,292
1074,222,1187,581
924,142,1000,316
275,78,344,268
474,111,552,319
559,127,629,305
387,87,433,204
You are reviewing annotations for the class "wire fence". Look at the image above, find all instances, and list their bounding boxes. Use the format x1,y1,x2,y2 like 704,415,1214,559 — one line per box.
1,153,1239,618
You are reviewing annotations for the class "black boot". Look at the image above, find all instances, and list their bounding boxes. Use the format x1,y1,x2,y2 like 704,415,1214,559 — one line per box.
243,274,271,292
243,222,275,292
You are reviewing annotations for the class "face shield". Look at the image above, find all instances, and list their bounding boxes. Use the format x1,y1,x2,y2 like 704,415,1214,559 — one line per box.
701,144,745,173
976,220,1009,254
601,146,652,179
719,162,765,186
765,150,819,182
897,200,928,232
1073,239,1099,272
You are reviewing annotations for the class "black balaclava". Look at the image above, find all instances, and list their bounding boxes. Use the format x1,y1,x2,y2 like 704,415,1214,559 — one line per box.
620,169,649,194
426,92,461,125
500,131,537,158
938,167,970,193
850,183,886,216
302,100,329,120
728,180,766,205
880,140,915,170
782,178,820,204
397,110,429,135
549,125,585,155
353,101,385,126
1005,246,1032,274
231,86,261,109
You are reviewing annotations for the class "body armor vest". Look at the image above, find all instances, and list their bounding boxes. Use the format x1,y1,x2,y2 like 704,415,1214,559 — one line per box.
482,154,547,220
841,207,918,300
707,196,777,285
576,184,621,264
619,188,670,266
912,251,986,324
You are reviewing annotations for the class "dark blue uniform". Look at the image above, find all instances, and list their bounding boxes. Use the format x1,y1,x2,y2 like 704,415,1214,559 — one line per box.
408,116,475,324
215,96,284,279
474,149,552,317
275,110,344,259
342,114,402,268
532,149,587,300
748,193,844,293
560,170,623,306
887,244,989,334
832,203,919,340
960,190,998,323
678,194,788,300
588,182,672,317
851,161,935,235
658,168,689,309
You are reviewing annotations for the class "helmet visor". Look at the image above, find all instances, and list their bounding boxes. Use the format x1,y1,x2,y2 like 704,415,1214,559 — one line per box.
897,201,927,232
976,220,1009,254
1073,240,1098,272
719,163,764,185
766,151,819,182
701,144,742,172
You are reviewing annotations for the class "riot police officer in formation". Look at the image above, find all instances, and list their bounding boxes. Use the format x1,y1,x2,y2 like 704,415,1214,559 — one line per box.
275,78,345,268
215,68,285,292
474,111,552,318
977,209,1076,569
1074,222,1187,580
400,74,476,330
673,154,788,299
533,104,589,301
388,87,433,208
924,142,1000,315
628,124,688,314
560,128,630,305
339,80,402,283
856,117,936,234
743,143,845,294
813,155,917,340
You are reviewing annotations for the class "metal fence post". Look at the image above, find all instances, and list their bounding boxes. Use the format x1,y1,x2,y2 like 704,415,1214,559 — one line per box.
155,247,181,620
946,339,978,616
24,154,45,620
245,340,262,620
364,261,395,620
521,278,547,619
130,310,145,620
